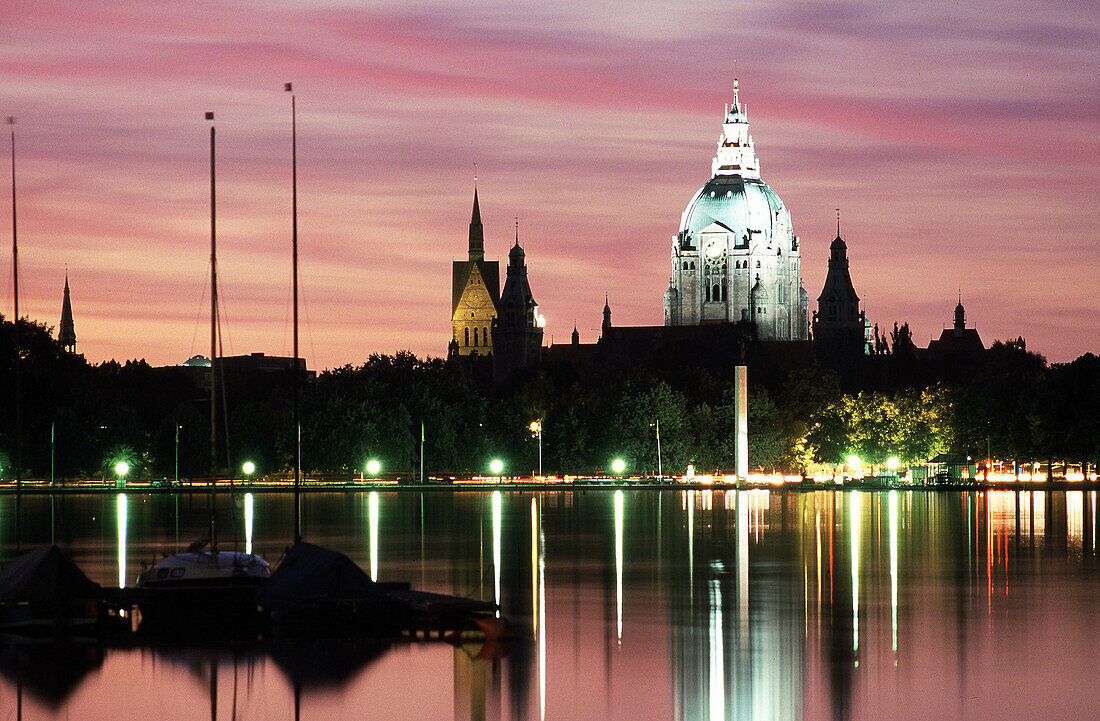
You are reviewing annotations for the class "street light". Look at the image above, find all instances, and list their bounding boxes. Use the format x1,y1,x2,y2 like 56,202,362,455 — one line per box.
366,458,381,476
114,460,129,488
242,460,256,479
887,456,899,472
489,458,504,476
611,458,626,475
529,421,542,477
650,420,663,480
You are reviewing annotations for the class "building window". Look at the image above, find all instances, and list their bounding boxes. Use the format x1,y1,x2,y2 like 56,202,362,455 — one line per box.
464,327,469,345
756,260,761,268
712,284,720,302
721,282,727,301
682,261,688,270
690,261,696,270
473,328,479,345
706,285,711,302
483,327,489,345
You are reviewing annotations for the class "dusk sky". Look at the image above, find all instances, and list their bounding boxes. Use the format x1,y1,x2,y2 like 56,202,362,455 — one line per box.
3,0,1097,370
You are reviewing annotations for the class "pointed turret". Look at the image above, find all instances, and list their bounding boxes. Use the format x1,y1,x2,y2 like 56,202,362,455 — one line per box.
712,78,760,179
468,187,485,262
954,295,967,336
571,323,579,346
58,272,76,352
602,294,612,337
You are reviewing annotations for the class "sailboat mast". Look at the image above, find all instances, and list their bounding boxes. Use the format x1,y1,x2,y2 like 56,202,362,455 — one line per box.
286,83,302,541
207,112,217,544
8,118,20,490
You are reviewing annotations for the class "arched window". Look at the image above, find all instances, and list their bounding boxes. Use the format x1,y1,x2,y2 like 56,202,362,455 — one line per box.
721,283,727,301
483,327,489,345
690,261,696,270
705,285,711,302
712,284,720,302
464,327,470,345
473,328,479,345
682,261,688,270
756,260,761,268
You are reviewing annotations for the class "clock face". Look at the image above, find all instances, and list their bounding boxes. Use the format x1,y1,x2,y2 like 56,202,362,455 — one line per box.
705,242,723,259
463,287,485,307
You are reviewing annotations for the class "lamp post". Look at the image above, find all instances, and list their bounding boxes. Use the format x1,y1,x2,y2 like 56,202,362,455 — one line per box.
651,420,663,480
174,424,181,486
530,421,542,477
242,461,255,484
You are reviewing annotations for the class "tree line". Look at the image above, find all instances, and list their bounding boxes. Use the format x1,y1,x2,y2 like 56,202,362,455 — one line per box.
1,314,1097,480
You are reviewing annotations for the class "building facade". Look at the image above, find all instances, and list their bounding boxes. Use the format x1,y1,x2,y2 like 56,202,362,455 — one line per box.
664,80,809,340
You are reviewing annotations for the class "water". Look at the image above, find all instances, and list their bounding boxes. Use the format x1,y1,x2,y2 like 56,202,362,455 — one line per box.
1,488,1098,720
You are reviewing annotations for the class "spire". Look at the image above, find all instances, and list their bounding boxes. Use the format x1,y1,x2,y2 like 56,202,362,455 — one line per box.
602,294,612,336
571,322,579,346
59,269,76,352
713,75,759,179
954,293,966,332
468,184,484,262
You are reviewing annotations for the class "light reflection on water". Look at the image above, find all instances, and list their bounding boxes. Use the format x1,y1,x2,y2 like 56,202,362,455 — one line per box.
1,489,1099,720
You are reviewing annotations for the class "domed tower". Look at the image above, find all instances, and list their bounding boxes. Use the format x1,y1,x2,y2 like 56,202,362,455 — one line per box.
665,79,808,339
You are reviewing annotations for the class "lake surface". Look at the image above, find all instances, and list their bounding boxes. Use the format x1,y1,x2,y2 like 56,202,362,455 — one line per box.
1,489,1098,720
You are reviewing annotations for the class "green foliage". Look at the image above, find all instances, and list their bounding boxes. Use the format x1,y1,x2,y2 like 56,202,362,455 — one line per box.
1,311,1096,477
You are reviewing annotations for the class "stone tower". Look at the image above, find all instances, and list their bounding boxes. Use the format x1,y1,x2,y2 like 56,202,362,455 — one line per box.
451,187,500,357
665,79,808,340
812,220,867,364
492,231,544,381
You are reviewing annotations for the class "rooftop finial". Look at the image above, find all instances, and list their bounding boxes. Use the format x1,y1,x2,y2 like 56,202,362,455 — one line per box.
473,162,478,187
836,207,841,238
514,216,519,246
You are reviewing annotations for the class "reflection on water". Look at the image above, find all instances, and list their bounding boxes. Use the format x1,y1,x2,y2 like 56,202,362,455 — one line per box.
2,489,1100,720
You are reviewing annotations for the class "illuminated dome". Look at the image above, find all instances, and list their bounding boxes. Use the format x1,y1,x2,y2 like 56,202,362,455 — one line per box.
664,79,808,340
679,175,793,250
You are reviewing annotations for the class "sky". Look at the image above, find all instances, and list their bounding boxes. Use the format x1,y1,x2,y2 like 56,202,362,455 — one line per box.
2,0,1098,370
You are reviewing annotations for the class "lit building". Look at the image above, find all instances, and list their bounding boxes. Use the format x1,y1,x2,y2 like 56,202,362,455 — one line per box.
450,188,500,358
665,80,809,340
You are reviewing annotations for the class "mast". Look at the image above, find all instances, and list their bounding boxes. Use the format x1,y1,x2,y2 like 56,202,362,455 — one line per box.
286,82,301,541
8,117,20,493
206,111,217,545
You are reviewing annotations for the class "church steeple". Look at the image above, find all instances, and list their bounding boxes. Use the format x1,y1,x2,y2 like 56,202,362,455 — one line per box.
468,185,484,262
59,271,76,352
602,295,612,337
954,293,967,335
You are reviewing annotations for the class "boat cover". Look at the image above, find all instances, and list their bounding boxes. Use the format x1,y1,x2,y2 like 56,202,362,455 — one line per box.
255,541,376,616
0,546,101,615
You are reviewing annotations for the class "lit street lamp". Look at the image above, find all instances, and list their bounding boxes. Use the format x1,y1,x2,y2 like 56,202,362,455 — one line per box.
366,459,381,476
242,460,256,482
489,458,504,477
611,458,626,475
530,421,542,477
114,460,129,489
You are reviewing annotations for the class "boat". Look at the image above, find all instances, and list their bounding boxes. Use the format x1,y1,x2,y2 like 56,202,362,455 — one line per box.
125,115,271,638
255,541,503,640
130,540,270,636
